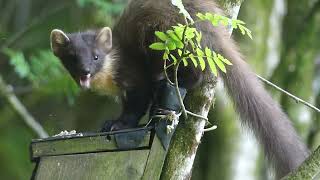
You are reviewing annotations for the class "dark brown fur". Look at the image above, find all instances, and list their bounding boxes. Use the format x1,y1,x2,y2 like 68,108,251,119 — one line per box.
51,0,309,177
114,0,309,177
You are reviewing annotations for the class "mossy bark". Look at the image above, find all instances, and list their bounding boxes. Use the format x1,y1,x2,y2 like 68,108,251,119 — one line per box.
160,70,217,180
282,146,320,180
160,1,242,179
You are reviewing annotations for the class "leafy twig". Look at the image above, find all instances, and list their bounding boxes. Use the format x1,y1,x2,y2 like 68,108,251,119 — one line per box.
174,24,189,119
0,75,48,138
173,60,188,119
150,3,249,132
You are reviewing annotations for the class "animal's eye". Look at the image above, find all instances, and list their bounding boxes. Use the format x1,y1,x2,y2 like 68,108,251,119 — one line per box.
93,55,99,60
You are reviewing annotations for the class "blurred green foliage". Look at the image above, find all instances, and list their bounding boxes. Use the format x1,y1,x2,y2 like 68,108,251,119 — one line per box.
3,48,79,99
0,0,124,179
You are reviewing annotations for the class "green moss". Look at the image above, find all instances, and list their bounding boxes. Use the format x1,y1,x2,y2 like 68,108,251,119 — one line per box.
283,146,320,179
161,73,217,179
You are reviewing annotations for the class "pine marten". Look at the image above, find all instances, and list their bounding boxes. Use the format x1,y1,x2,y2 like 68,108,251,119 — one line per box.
50,0,309,177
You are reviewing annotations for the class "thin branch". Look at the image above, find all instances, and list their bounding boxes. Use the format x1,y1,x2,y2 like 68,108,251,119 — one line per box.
163,59,175,86
164,61,175,70
257,74,320,113
173,24,190,119
186,110,208,121
164,58,209,122
0,75,48,138
174,60,188,119
203,125,218,132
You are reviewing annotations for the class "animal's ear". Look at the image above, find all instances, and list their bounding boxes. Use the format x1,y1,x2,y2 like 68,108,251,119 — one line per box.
50,29,70,56
96,27,112,53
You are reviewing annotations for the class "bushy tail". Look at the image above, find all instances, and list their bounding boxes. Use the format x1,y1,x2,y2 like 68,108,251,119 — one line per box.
219,35,309,177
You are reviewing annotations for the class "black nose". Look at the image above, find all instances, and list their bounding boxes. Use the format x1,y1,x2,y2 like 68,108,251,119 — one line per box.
81,68,90,75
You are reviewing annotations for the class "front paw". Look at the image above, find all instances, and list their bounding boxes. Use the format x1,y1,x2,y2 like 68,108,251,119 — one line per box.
100,120,133,132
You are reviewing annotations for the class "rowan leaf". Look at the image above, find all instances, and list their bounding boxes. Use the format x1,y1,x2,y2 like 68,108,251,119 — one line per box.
149,42,166,50
155,31,169,41
196,48,205,71
214,54,226,73
189,54,198,68
207,56,218,76
170,54,178,64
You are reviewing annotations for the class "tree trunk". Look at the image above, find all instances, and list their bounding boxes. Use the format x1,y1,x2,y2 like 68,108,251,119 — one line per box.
160,1,243,179
282,146,320,180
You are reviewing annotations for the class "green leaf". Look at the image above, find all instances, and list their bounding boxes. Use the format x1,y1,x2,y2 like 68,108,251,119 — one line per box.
195,31,202,46
178,49,183,56
196,48,204,56
196,48,205,71
247,31,253,39
231,20,238,29
185,27,196,40
189,54,198,68
196,13,206,20
238,24,246,35
238,25,253,39
167,30,180,41
209,13,220,26
149,42,166,50
175,41,184,49
163,51,169,60
205,47,212,58
189,40,196,50
214,54,227,73
185,31,195,40
207,57,218,76
198,57,205,71
167,30,184,48
173,26,184,40
182,57,188,67
217,54,232,65
220,16,229,26
167,40,177,50
243,26,253,39
170,54,178,64
155,31,169,41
